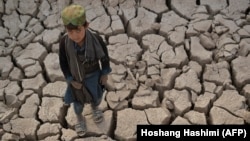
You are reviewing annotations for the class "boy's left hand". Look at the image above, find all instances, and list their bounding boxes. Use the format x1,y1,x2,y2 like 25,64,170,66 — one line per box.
100,75,108,85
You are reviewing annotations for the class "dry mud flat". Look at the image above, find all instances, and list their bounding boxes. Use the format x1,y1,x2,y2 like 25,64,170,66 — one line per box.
0,0,250,140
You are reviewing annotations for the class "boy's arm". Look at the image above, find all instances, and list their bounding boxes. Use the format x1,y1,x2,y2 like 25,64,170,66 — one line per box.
96,35,112,75
59,36,73,84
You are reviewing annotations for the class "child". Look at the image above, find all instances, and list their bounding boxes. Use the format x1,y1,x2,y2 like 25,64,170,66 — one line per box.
59,4,112,136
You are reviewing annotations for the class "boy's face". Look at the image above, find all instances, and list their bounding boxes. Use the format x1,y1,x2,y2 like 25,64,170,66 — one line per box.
66,25,86,44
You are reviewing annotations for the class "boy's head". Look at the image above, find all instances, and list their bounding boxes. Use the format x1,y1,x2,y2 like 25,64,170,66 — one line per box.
61,4,88,30
61,4,88,44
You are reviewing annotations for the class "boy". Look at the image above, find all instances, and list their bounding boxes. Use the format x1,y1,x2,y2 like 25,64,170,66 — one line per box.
59,4,112,136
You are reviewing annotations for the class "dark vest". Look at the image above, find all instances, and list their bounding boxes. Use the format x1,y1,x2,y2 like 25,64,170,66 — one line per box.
64,36,99,82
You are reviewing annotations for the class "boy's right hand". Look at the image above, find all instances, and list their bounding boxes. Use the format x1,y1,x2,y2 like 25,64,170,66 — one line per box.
71,81,82,89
